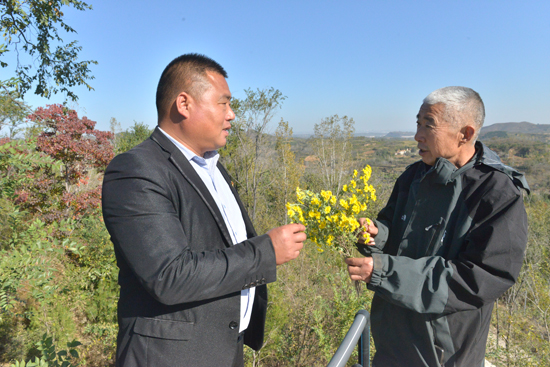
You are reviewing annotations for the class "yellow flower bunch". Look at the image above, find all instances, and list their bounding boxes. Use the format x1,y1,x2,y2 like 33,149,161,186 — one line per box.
286,165,376,256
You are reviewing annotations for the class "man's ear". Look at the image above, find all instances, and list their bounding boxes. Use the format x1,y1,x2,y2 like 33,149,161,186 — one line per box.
175,92,191,119
460,125,476,144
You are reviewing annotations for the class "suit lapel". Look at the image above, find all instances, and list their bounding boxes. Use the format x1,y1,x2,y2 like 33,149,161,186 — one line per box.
149,128,234,247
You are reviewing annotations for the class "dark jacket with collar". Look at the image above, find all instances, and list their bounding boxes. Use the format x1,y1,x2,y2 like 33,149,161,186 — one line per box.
102,128,276,367
361,142,529,367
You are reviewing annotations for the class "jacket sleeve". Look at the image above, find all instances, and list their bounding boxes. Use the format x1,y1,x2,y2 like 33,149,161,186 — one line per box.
367,179,527,315
102,151,277,306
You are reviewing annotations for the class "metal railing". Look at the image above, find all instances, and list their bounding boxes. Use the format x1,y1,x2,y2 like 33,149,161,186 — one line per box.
326,309,371,367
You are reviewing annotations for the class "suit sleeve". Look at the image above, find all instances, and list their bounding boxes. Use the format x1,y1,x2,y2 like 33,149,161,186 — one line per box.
102,151,277,306
367,179,527,315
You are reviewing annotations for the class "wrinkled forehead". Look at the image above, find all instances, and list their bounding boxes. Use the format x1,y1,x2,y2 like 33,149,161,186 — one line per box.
417,103,446,121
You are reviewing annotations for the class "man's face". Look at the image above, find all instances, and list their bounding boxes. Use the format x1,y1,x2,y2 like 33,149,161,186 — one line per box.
187,71,235,156
414,103,463,167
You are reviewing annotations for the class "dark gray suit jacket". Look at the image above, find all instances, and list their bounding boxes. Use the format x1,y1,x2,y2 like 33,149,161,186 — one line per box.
102,128,277,367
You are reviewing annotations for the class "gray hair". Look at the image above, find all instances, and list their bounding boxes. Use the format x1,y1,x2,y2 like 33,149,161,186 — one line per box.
423,86,485,140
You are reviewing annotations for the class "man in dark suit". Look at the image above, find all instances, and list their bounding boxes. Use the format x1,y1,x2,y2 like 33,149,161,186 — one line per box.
102,53,306,367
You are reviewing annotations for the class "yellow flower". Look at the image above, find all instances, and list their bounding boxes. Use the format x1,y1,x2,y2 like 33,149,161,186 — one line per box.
287,164,376,256
339,199,349,210
362,166,372,181
321,190,332,202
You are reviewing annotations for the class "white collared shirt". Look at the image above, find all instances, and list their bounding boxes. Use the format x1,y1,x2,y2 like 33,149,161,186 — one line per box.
159,128,254,332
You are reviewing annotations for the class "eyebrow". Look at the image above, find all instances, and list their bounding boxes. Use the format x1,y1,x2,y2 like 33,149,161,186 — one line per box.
416,114,434,124
219,94,232,102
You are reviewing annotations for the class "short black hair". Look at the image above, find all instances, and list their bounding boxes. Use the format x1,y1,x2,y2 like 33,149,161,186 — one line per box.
156,53,227,120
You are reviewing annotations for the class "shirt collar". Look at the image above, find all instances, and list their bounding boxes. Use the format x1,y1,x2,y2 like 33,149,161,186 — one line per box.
158,127,220,167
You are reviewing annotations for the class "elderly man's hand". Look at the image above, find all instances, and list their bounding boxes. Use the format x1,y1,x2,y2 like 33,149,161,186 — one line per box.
357,218,378,245
345,257,374,283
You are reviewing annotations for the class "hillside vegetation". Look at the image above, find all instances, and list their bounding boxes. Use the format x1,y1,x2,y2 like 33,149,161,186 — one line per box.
1,95,549,366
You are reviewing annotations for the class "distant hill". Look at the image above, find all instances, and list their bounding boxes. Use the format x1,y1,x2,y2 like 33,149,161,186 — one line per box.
480,122,550,136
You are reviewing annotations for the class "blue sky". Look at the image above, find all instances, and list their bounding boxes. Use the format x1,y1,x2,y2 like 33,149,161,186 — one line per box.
8,0,550,135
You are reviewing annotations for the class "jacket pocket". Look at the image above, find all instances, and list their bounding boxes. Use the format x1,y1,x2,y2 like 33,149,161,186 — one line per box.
133,317,194,340
424,217,446,256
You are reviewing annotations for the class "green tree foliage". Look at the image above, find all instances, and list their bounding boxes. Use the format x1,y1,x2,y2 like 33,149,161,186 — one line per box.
114,121,153,154
0,90,31,138
10,334,81,367
1,0,96,100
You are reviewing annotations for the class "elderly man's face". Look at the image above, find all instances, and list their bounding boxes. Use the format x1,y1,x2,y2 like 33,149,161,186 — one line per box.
414,103,464,167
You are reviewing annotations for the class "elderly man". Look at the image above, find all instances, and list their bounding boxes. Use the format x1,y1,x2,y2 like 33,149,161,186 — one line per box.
102,54,306,367
345,86,529,366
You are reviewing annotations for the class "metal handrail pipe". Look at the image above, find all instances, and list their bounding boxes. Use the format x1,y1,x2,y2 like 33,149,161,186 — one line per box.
326,309,370,367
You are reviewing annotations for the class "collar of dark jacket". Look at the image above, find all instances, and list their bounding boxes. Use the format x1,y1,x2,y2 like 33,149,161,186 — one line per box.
422,156,475,186
474,141,530,194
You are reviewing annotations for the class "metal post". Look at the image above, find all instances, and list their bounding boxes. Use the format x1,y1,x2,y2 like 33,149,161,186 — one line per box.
357,309,371,366
326,309,370,367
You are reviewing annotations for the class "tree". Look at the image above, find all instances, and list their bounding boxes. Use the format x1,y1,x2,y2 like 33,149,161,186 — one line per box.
0,89,30,138
309,114,355,193
271,119,302,225
1,0,96,100
115,121,154,154
5,104,115,222
31,104,113,190
221,87,286,225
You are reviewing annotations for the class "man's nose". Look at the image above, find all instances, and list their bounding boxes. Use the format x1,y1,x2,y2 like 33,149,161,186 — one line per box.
227,106,236,121
414,128,423,142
